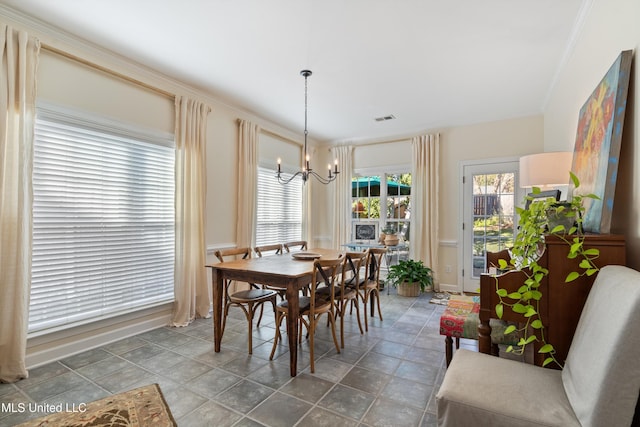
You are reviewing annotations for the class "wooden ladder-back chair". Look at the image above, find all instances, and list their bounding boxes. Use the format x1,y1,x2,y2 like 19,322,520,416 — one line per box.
254,243,283,258
360,247,387,331
254,243,287,303
213,247,278,354
270,256,344,373
283,240,308,253
334,251,367,347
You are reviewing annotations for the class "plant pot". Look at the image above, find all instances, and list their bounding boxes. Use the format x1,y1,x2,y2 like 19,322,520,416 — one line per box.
547,202,577,232
397,281,421,297
384,233,399,246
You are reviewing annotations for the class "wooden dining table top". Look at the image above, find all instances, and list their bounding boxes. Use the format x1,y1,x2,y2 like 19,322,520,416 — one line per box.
206,248,344,278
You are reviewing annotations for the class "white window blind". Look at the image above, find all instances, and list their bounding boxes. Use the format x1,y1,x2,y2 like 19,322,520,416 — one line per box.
30,105,175,334
256,166,302,246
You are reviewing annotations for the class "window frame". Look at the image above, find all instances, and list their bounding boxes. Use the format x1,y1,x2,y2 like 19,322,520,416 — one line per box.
29,102,176,335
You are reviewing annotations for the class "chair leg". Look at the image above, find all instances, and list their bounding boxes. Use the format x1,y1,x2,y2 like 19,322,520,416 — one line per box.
328,312,341,354
309,315,316,373
352,299,364,335
362,293,369,332
445,336,453,366
256,302,265,327
269,310,284,360
339,303,345,348
373,289,383,321
247,303,254,354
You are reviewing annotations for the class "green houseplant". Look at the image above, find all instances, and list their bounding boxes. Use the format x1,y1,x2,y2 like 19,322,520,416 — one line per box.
494,172,600,367
387,259,434,296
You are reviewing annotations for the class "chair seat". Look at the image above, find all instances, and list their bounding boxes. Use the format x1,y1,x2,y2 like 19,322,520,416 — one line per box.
437,349,580,427
276,294,332,314
230,288,278,303
317,286,357,300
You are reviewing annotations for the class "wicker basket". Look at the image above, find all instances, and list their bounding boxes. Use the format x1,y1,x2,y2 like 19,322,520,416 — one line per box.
397,281,421,297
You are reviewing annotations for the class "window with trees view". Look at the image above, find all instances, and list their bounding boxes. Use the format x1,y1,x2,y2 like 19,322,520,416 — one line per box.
351,173,411,242
471,172,515,276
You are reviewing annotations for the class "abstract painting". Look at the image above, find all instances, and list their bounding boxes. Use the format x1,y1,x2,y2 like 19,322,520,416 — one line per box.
571,50,633,234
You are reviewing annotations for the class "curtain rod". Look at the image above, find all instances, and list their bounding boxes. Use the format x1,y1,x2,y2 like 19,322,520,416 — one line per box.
41,44,174,99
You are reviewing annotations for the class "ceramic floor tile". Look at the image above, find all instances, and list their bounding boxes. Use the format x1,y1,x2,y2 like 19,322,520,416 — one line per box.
13,291,455,427
74,356,134,381
187,368,243,399
278,373,334,403
380,376,434,410
92,364,153,393
101,336,148,355
247,391,312,426
340,366,391,395
317,383,375,421
21,371,90,402
214,379,275,414
362,397,424,427
59,348,112,370
298,406,360,427
177,400,243,427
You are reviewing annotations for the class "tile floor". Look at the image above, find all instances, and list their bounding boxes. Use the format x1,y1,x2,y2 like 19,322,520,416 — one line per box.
0,289,477,427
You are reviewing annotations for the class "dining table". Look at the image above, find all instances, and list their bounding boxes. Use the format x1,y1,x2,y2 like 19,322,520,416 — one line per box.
206,247,343,377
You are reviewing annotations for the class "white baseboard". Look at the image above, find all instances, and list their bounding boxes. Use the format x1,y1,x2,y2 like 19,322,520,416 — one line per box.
26,305,173,369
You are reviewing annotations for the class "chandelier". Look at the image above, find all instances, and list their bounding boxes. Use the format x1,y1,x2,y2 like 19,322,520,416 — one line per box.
277,70,339,185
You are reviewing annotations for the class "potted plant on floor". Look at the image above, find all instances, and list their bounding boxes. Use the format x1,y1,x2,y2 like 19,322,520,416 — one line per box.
386,259,434,297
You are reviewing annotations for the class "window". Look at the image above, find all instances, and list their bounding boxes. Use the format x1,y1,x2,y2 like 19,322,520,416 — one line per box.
351,173,411,242
30,104,175,334
256,166,302,246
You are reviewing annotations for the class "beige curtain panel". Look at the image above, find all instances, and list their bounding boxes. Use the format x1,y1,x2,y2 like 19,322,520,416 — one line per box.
236,119,260,249
410,133,440,288
0,24,40,383
172,96,211,326
331,145,353,249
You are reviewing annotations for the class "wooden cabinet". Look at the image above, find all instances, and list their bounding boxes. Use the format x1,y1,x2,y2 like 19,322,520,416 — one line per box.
479,234,626,368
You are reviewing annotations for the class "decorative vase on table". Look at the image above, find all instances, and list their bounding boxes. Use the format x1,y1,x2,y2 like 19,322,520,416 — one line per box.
384,233,399,246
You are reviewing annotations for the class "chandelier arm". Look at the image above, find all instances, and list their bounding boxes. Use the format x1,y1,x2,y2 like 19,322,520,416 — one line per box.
308,170,338,185
277,171,304,185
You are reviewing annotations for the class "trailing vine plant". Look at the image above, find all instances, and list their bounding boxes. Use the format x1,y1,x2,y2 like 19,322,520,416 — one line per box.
494,172,600,368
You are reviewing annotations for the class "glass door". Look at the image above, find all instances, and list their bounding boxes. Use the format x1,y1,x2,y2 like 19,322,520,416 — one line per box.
461,160,521,293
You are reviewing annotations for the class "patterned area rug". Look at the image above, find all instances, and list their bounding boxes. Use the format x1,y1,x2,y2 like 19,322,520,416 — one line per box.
17,383,176,427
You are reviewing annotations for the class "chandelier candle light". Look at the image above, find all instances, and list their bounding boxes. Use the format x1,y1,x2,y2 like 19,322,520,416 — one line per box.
277,70,339,185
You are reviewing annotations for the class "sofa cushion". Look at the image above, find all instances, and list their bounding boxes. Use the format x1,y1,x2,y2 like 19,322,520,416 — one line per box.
437,349,580,427
562,265,640,427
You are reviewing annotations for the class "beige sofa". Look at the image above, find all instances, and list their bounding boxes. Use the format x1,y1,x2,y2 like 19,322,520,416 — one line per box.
436,265,640,427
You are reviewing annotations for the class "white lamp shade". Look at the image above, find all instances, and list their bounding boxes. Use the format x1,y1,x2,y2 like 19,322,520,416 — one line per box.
519,152,573,188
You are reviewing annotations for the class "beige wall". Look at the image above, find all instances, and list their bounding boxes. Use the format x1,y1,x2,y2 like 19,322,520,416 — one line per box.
544,0,640,269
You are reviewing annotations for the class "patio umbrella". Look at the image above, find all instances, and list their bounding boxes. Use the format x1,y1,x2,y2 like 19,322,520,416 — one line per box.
352,177,411,197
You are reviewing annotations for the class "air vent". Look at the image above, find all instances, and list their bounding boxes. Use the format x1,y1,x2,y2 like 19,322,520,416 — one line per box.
374,114,396,122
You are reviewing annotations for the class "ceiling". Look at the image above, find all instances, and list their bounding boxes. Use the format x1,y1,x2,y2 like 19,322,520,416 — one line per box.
2,0,586,143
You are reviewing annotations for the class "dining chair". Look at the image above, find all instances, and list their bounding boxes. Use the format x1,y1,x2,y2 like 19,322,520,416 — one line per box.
254,243,287,303
214,247,278,354
358,247,387,331
283,240,308,253
254,243,283,258
270,255,344,373
321,251,366,348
